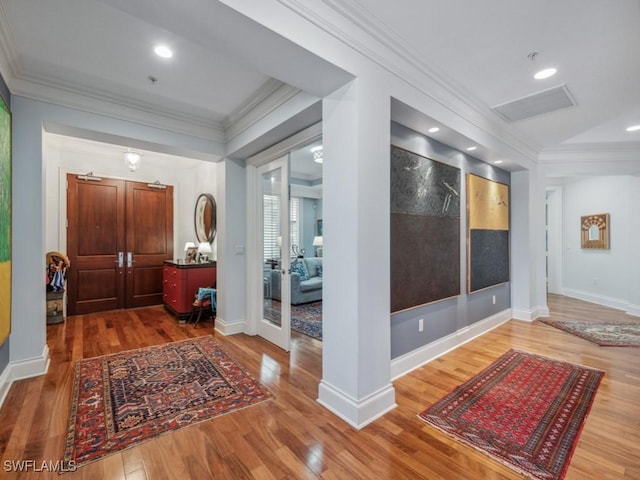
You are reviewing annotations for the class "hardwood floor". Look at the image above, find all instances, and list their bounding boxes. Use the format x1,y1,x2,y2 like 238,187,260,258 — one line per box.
1,295,639,479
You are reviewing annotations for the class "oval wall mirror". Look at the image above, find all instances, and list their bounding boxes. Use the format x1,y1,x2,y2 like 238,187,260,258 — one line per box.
194,193,217,243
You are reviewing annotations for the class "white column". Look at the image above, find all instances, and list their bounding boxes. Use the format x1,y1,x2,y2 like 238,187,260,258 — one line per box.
318,79,396,428
510,168,548,321
10,97,48,366
215,158,248,334
627,176,640,317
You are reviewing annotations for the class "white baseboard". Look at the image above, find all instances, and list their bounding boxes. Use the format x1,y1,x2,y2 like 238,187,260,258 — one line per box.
562,288,630,313
512,305,549,322
0,344,50,409
317,381,396,430
391,309,511,380
0,362,11,411
214,316,246,336
626,304,640,317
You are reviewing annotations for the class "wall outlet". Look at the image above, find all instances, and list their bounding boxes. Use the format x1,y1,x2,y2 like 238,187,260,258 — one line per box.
235,245,245,255
492,295,496,305
418,318,424,332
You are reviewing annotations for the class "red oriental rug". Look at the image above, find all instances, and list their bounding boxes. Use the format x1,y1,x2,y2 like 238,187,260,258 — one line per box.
418,349,604,480
64,336,270,468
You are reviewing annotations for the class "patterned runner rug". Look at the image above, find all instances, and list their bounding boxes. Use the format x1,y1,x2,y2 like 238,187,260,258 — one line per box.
539,319,640,346
418,349,603,480
64,336,270,468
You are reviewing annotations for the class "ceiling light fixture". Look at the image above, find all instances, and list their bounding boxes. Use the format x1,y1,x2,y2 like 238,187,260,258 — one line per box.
534,68,557,80
154,45,173,59
466,146,477,151
124,149,142,172
428,127,440,133
626,124,640,132
528,52,556,80
494,160,504,165
311,145,323,164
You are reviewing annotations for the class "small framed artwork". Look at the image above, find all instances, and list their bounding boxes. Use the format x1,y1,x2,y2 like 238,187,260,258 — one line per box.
184,246,198,263
317,219,323,236
581,213,610,249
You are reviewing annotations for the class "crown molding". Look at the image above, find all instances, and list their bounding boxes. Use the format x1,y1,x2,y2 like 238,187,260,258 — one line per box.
12,70,227,142
223,78,300,142
275,0,540,167
0,2,20,89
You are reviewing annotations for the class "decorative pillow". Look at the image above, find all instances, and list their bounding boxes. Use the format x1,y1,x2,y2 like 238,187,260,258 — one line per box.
291,261,310,281
316,264,323,277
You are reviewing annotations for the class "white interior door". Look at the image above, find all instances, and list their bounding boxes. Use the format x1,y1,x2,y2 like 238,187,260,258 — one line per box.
257,156,291,351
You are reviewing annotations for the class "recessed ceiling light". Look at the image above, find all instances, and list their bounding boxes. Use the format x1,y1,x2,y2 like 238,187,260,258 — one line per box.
466,146,477,151
154,45,173,59
428,127,440,133
626,124,640,132
534,68,557,80
493,160,504,165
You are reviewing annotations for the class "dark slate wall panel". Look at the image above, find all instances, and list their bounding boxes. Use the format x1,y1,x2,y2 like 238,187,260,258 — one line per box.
390,146,460,217
391,213,460,312
469,229,510,292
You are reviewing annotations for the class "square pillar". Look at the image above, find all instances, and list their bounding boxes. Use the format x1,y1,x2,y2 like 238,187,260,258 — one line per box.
318,79,396,428
511,168,548,320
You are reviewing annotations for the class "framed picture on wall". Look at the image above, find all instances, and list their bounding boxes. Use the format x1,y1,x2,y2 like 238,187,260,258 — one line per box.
317,219,323,236
581,213,610,249
0,93,11,345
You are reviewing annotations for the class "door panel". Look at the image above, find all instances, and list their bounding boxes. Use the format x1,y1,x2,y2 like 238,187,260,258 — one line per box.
257,156,291,351
67,175,173,315
125,182,174,308
67,176,126,315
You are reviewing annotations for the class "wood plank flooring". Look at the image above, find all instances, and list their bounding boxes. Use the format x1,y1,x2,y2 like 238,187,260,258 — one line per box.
1,295,639,479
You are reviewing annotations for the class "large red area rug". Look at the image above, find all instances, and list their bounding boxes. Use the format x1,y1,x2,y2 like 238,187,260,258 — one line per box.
539,319,640,346
418,349,604,480
64,336,270,468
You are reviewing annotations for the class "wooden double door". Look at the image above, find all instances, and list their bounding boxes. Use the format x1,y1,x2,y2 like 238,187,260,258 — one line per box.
67,175,174,315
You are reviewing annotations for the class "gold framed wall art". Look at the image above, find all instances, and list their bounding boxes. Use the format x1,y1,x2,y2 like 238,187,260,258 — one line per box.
581,213,610,249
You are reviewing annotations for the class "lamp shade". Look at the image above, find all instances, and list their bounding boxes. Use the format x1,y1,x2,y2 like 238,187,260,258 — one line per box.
313,236,323,247
197,242,212,254
184,241,196,251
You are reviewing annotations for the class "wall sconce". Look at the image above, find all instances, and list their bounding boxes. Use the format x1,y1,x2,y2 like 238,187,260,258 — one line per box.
124,150,143,171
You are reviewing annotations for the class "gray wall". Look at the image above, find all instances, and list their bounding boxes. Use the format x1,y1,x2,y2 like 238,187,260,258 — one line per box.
0,71,10,373
391,122,511,359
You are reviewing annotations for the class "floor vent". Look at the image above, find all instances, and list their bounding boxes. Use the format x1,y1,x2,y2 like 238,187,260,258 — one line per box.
491,84,576,122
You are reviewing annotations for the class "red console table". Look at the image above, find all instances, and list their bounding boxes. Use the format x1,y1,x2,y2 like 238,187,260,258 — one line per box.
163,261,216,321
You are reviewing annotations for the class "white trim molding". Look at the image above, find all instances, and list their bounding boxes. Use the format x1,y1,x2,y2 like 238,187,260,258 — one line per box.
391,309,512,380
0,344,50,409
317,381,396,430
627,304,640,318
511,306,550,322
563,288,635,315
213,316,247,336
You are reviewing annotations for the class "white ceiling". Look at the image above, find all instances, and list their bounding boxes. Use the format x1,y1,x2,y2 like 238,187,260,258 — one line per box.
1,0,639,173
365,0,640,151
